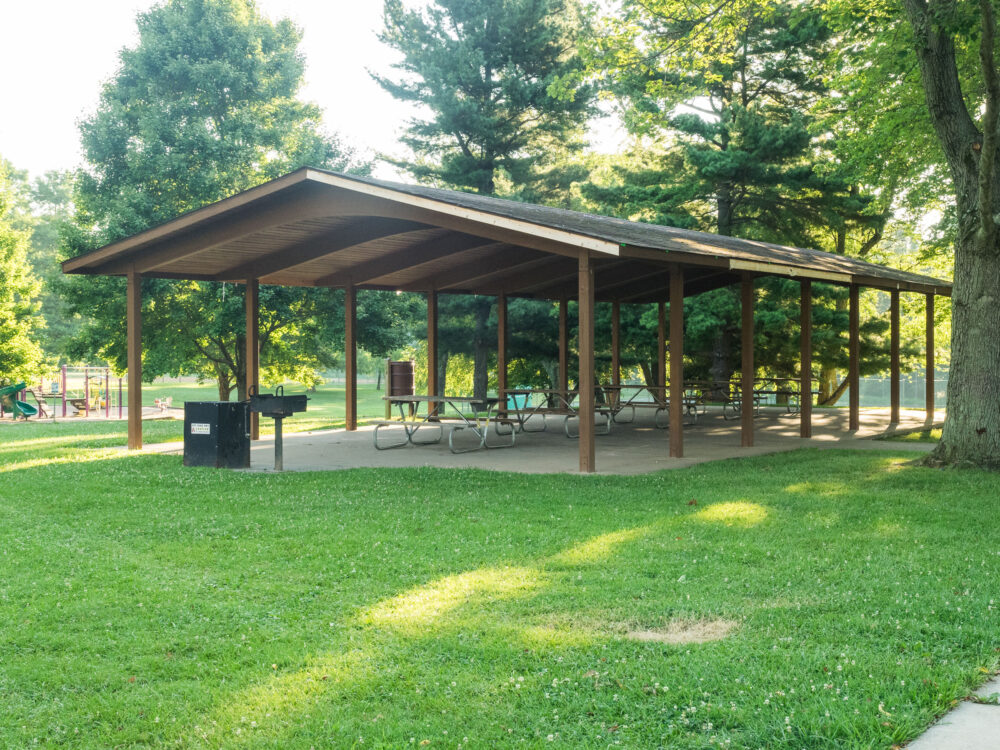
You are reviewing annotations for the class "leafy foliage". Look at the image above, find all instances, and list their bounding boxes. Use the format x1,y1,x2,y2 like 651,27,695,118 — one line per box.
376,0,596,398
62,0,372,397
0,159,45,383
375,0,594,197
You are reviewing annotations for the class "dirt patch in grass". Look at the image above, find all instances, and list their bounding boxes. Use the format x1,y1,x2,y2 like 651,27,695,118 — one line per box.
625,618,737,644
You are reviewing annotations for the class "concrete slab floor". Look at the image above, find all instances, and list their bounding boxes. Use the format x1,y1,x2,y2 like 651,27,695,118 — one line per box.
146,405,938,474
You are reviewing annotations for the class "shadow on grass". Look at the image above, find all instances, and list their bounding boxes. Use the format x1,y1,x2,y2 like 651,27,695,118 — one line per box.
4,441,1000,747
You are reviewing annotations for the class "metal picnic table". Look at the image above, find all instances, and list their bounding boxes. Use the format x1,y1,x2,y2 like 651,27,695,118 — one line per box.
499,388,614,437
375,394,515,453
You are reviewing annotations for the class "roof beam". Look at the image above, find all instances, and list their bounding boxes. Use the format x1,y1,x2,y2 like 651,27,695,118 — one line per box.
315,233,498,287
729,258,851,284
444,255,569,295
849,275,952,296
517,258,631,298
307,170,620,258
618,273,672,303
217,218,429,281
92,189,343,276
400,245,536,291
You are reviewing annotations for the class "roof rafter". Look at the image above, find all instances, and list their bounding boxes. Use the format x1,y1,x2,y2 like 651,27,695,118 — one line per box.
316,233,498,288
218,218,429,281
400,245,536,291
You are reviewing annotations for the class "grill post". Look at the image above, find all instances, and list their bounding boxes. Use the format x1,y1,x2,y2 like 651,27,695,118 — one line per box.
274,416,283,471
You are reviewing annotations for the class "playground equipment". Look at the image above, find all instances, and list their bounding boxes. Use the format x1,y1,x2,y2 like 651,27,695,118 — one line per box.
0,383,39,420
44,366,125,418
0,366,127,420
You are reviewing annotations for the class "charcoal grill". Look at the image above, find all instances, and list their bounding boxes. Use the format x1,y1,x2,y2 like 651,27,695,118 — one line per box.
248,385,308,470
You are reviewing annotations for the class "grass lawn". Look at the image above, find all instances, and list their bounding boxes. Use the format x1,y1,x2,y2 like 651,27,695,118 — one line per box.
142,381,388,438
1,420,998,748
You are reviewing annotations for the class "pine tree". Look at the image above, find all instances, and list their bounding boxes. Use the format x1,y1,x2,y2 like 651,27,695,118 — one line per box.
376,0,595,400
585,0,885,390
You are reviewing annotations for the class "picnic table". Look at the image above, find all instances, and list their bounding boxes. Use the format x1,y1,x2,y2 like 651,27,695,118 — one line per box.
499,388,614,438
605,384,701,428
375,395,516,453
716,378,819,420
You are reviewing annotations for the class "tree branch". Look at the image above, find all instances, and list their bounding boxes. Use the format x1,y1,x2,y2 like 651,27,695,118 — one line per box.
901,0,981,182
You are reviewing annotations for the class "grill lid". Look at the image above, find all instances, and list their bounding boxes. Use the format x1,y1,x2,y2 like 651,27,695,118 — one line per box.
248,385,308,417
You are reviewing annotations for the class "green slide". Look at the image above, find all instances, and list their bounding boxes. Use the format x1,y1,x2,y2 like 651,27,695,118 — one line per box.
0,383,38,419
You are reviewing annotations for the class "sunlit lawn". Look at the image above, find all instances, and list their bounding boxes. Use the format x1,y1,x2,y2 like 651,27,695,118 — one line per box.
141,380,387,438
0,418,997,749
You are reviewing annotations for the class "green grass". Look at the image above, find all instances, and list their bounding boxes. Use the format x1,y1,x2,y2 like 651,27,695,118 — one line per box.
147,380,389,436
1,420,998,749
19,382,389,444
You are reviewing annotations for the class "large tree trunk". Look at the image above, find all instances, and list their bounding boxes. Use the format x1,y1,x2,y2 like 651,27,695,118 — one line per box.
819,376,849,407
472,299,491,401
903,0,1000,468
438,351,449,397
709,329,734,385
234,333,247,401
215,364,233,401
639,361,654,387
818,293,849,403
930,230,1000,467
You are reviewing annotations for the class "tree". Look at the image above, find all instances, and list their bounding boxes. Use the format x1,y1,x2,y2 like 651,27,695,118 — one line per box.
895,0,1000,468
587,0,868,242
375,0,595,399
0,158,44,384
63,0,370,398
5,170,81,360
581,0,897,392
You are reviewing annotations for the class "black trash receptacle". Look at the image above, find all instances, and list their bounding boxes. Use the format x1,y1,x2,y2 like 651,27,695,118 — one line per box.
183,401,250,468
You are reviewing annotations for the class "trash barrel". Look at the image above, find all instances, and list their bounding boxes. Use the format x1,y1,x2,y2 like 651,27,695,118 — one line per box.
385,359,416,418
183,401,251,468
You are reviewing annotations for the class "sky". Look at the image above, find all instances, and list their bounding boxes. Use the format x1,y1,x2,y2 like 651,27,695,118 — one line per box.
0,1,427,179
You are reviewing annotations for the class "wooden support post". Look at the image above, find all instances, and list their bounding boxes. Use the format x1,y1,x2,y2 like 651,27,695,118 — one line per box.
558,296,569,395
245,278,260,440
497,292,508,403
427,291,439,416
890,289,900,425
611,300,621,388
669,265,684,458
800,280,813,439
345,285,358,431
741,273,754,448
926,294,935,420
578,254,596,473
657,301,667,387
849,285,861,431
126,269,142,450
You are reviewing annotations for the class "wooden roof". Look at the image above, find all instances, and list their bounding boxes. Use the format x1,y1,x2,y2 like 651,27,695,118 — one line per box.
62,167,952,300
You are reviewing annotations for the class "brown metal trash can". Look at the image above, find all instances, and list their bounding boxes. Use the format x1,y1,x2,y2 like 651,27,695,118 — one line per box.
385,359,415,418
